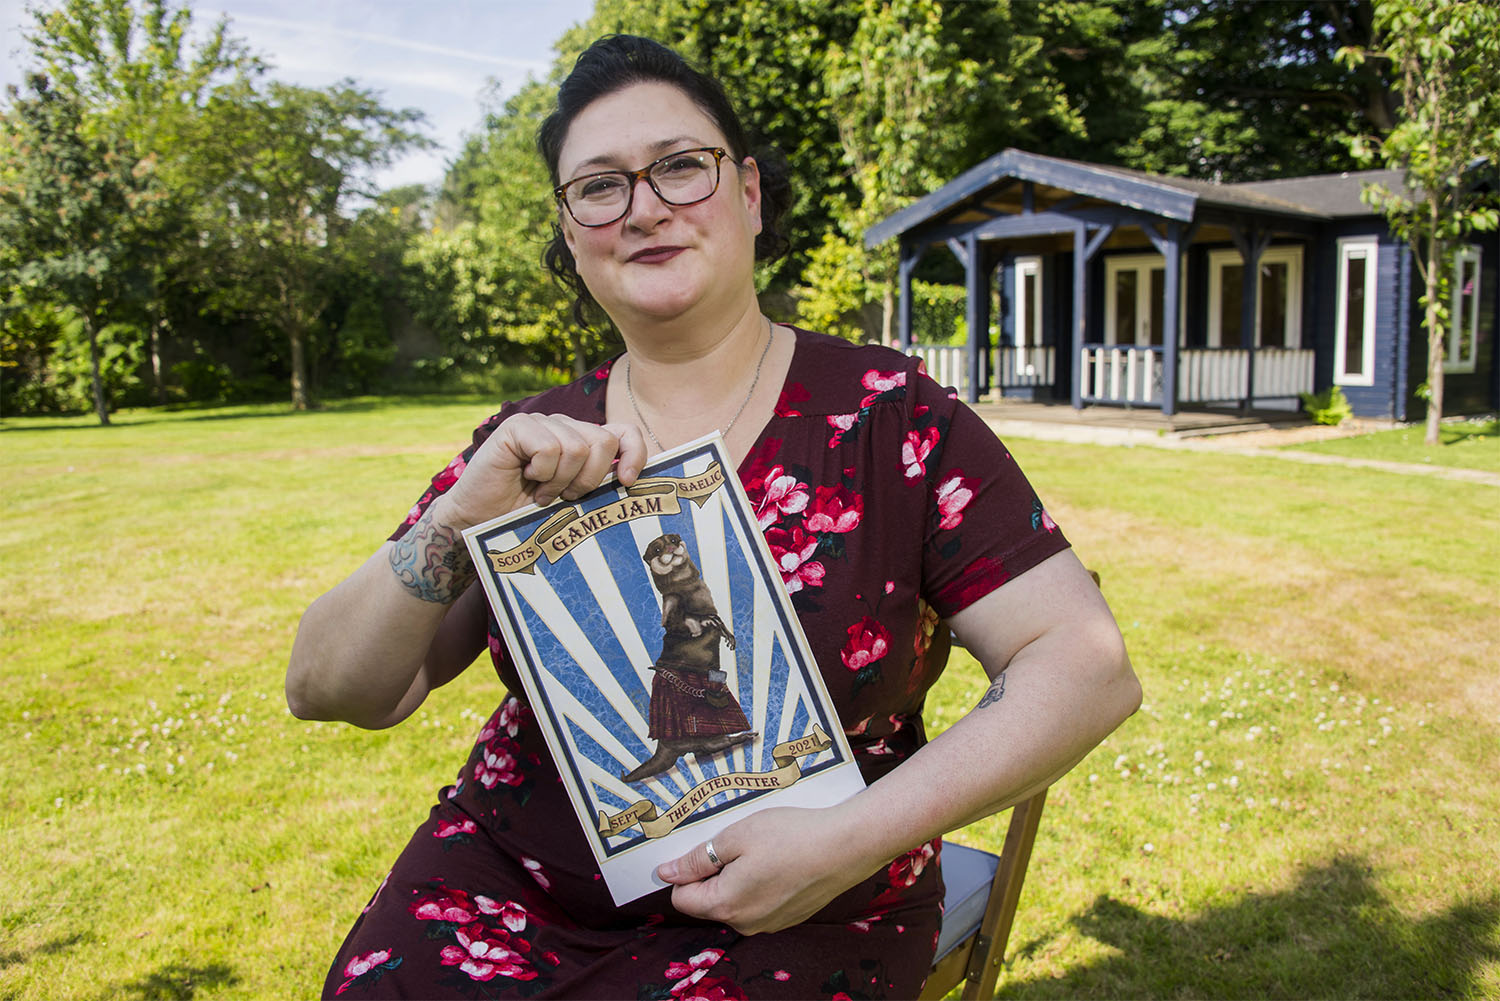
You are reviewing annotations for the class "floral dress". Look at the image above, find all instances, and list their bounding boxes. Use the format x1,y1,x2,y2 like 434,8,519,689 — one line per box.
323,328,1070,1000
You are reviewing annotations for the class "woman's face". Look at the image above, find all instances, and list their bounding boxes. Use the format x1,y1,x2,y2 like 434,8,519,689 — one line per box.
555,81,763,330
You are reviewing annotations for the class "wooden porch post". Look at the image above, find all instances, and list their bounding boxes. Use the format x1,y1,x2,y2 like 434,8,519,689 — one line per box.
1071,224,1086,409
1162,222,1182,416
964,233,990,403
898,242,918,350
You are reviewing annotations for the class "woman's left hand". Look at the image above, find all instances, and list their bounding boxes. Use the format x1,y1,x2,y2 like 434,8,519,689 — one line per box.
657,804,878,935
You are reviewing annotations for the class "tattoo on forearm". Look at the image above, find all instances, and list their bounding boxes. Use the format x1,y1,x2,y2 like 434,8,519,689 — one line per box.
976,671,1008,710
389,508,476,604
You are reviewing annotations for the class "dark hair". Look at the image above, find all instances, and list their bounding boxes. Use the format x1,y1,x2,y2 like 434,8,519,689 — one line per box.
537,35,792,328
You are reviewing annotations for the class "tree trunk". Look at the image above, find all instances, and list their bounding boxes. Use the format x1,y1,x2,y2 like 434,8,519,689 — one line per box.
150,316,167,407
881,286,895,347
85,313,110,426
1424,230,1444,446
290,327,310,411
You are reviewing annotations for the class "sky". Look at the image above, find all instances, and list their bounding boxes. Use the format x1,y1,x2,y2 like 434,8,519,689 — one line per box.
0,0,598,189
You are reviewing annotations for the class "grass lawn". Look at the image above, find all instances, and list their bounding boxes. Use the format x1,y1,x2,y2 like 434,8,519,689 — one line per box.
1284,418,1500,473
2,401,1497,1000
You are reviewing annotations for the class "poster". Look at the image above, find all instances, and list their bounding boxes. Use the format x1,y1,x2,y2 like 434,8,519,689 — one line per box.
462,433,864,905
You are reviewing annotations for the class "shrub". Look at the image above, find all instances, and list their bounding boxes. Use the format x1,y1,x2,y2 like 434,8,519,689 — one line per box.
1300,386,1353,426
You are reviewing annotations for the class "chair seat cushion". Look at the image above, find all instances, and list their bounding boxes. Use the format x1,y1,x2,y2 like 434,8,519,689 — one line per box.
933,842,1001,961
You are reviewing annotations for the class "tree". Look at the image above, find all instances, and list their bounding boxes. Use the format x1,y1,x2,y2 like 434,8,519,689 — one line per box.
1340,0,1500,443
1116,1,1395,180
16,0,259,406
0,72,156,423
198,80,428,408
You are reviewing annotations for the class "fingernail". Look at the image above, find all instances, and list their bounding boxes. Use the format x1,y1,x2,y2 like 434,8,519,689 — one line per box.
657,861,677,881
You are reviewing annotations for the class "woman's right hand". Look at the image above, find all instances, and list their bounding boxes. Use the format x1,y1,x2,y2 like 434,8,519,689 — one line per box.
437,415,649,530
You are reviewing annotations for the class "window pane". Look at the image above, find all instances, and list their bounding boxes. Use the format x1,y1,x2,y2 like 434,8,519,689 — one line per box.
1149,268,1165,346
1343,256,1367,376
1113,270,1136,344
1260,261,1289,348
1022,270,1040,347
1457,257,1477,363
1221,263,1244,346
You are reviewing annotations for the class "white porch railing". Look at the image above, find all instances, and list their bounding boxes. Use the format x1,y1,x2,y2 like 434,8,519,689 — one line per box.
1081,346,1161,404
912,343,1315,408
907,344,977,393
906,344,1055,397
1178,348,1316,403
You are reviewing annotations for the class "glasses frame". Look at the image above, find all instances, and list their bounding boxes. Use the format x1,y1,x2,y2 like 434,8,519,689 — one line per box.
553,146,732,228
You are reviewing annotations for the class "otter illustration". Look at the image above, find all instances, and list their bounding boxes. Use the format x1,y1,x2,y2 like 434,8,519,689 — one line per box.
621,533,758,783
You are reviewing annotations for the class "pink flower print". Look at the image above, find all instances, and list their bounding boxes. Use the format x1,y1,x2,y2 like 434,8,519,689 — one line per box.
841,616,892,672
432,453,467,493
474,740,524,790
521,856,551,890
440,925,536,983
934,471,976,530
806,484,863,534
826,412,860,448
410,887,479,924
775,381,809,417
861,368,906,393
773,970,791,982
497,900,529,933
675,974,746,1001
765,525,825,594
433,818,477,840
845,715,873,736
902,428,940,480
889,839,938,888
860,368,906,407
752,466,809,529
665,947,725,981
864,738,894,756
335,949,401,995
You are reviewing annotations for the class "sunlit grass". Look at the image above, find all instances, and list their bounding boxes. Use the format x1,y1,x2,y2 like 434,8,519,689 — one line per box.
1283,417,1500,473
2,403,1497,999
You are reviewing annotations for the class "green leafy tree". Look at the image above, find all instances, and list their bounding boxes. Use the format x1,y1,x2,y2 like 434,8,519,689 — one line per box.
1118,1,1395,180
0,72,157,423
1340,0,1500,443
17,0,258,405
197,79,428,408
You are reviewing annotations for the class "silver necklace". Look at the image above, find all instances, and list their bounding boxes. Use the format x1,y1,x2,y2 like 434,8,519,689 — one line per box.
625,319,774,452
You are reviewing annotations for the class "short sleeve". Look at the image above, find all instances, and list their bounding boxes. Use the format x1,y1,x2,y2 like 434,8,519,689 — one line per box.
911,370,1070,618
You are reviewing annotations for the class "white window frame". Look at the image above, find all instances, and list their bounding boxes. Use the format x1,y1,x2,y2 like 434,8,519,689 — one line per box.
1445,244,1481,374
1014,256,1042,373
1206,245,1304,348
1103,253,1188,347
1334,238,1378,387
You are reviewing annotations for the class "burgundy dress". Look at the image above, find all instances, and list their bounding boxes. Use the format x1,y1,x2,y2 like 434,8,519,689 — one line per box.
322,329,1070,1000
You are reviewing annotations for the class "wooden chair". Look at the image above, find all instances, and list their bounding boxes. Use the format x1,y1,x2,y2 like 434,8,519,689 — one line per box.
921,570,1096,998
920,788,1047,999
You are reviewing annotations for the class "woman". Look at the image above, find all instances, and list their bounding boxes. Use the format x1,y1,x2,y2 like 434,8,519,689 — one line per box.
287,34,1141,1000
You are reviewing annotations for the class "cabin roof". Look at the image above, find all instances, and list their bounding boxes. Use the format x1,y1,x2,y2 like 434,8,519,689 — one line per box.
863,148,1402,249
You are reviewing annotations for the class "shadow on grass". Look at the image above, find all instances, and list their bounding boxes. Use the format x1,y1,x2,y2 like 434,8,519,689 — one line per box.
0,931,93,968
999,854,1500,999
1443,418,1500,445
111,963,241,1000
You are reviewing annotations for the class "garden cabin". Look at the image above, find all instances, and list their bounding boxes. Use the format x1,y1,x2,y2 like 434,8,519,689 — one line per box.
864,149,1499,420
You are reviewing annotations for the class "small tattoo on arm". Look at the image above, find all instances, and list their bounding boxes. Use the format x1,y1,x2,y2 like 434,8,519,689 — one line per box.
976,671,1008,710
389,508,477,603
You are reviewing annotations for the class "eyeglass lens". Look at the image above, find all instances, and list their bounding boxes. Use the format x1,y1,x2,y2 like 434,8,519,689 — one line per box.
564,149,721,226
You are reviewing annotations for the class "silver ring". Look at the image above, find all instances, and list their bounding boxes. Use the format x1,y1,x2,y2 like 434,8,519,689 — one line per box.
705,840,724,870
